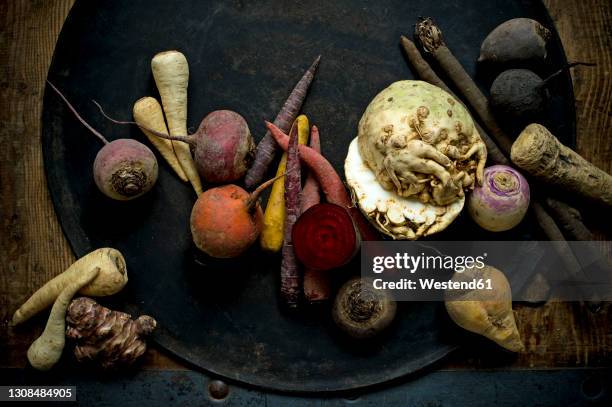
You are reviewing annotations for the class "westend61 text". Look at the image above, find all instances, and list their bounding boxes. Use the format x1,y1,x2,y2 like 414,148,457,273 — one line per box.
372,278,493,291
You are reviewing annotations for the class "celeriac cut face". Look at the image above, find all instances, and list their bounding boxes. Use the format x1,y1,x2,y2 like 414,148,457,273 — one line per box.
345,137,464,240
357,80,486,206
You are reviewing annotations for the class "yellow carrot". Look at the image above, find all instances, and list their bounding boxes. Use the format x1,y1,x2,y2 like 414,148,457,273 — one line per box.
260,115,309,252
133,97,188,182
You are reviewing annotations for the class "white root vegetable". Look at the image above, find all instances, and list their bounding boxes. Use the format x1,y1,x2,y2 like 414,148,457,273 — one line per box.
27,267,100,371
133,97,188,182
12,248,127,325
445,264,524,352
151,50,203,195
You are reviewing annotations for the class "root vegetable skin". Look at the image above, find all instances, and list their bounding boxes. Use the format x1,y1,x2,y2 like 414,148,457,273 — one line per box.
245,56,321,189
468,165,530,232
445,265,524,352
511,124,612,206
190,177,279,258
12,248,128,325
133,96,188,182
151,50,203,195
265,121,380,241
300,125,321,213
27,267,100,371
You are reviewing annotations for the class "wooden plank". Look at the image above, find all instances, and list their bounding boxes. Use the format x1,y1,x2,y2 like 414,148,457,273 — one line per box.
0,0,610,372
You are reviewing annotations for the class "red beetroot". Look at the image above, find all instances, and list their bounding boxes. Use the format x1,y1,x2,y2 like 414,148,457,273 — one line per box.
292,203,360,271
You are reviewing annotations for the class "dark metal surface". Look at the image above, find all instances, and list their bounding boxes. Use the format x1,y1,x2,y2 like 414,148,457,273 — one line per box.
2,368,609,406
41,0,575,393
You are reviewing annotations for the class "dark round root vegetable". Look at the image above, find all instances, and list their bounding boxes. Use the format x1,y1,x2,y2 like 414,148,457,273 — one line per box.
490,69,547,122
332,277,396,339
47,81,158,201
194,110,255,183
190,177,278,258
93,139,158,200
292,203,360,271
478,18,551,69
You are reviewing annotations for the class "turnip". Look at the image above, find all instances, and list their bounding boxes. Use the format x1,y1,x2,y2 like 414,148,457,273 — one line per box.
332,277,396,339
190,176,280,258
47,82,158,201
468,165,530,232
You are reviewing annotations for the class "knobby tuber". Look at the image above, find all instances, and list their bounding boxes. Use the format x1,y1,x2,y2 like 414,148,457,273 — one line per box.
261,116,309,253
245,56,321,189
190,176,281,258
445,265,524,352
468,165,530,232
478,18,551,70
13,248,128,325
332,277,396,339
511,124,612,206
151,50,203,195
133,96,188,182
48,81,158,201
66,297,157,369
280,123,302,307
27,267,100,371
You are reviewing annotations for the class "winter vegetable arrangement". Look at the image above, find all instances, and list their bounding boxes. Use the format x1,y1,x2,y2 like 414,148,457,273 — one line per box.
28,9,612,376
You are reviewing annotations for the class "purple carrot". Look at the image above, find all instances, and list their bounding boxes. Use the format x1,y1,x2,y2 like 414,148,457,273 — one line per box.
280,125,301,307
245,55,321,189
299,125,330,303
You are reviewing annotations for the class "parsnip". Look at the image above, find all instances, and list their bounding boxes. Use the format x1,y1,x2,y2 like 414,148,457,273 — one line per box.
12,248,127,325
27,267,100,371
445,265,524,352
151,50,203,195
133,97,188,182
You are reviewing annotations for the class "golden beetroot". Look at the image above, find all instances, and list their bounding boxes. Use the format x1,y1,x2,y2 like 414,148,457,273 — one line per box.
190,178,278,258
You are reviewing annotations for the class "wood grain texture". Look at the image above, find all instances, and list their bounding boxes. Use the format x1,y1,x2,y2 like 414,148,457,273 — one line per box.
0,0,610,372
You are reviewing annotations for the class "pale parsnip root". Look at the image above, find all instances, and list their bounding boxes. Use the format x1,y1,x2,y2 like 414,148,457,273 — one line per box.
133,97,188,182
151,50,203,195
12,248,127,326
27,267,100,371
445,264,524,352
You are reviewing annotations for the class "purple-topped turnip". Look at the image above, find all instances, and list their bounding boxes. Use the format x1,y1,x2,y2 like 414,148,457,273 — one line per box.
48,81,158,201
468,165,530,232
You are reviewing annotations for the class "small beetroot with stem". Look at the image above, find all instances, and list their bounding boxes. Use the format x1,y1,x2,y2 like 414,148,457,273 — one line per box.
47,81,158,201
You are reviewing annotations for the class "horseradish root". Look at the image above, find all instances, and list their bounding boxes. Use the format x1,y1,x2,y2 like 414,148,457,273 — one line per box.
511,124,612,206
445,265,524,352
27,267,100,371
66,297,157,369
13,248,127,325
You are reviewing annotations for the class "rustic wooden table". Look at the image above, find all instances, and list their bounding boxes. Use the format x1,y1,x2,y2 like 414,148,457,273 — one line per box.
1,0,610,373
